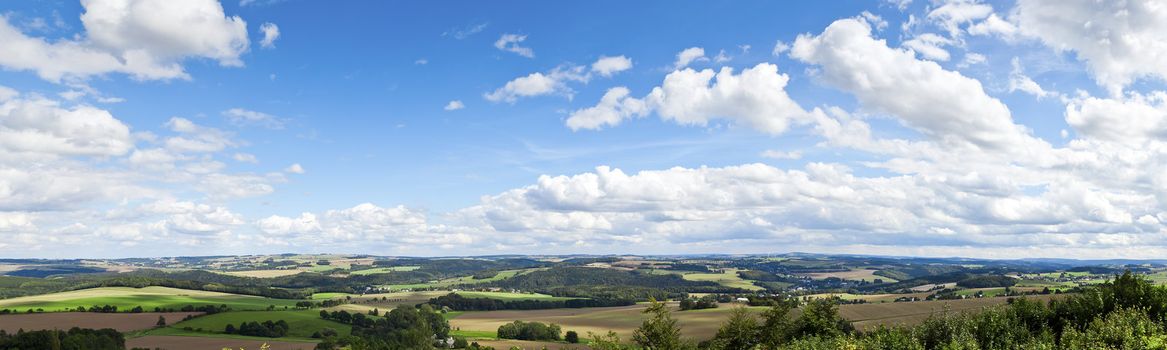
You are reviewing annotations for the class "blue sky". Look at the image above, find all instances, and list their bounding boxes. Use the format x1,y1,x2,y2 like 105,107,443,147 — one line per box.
2,0,1167,259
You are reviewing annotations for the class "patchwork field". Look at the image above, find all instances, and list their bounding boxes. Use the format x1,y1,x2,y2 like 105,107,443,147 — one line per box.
801,269,896,283
0,286,301,312
0,312,201,333
450,296,1059,341
127,335,317,350
681,268,764,291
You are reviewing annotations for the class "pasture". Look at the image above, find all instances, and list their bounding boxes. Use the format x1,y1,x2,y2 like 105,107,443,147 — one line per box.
0,286,301,312
148,309,351,339
348,266,420,276
379,268,540,291
222,269,305,278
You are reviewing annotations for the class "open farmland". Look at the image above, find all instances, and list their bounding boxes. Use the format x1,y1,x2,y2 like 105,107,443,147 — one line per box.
127,335,317,350
379,268,540,291
681,268,764,291
801,269,896,283
0,286,300,312
0,312,201,333
349,266,421,275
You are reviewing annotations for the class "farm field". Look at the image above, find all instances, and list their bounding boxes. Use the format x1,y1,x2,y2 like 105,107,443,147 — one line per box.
0,286,301,312
802,292,931,303
0,312,201,333
801,269,897,283
147,309,352,338
456,291,574,300
127,335,317,350
449,296,1057,341
682,268,764,291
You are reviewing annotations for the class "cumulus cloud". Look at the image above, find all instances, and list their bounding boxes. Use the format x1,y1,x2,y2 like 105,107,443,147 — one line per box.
259,22,280,49
0,93,133,157
1066,92,1167,145
673,47,707,69
1015,0,1167,95
1008,57,1057,99
494,33,534,58
791,16,1032,150
568,63,816,134
484,65,588,103
0,0,252,82
590,55,633,77
444,100,465,111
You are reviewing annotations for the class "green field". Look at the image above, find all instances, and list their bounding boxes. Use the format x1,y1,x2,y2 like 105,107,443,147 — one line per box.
149,309,351,339
137,326,321,343
451,329,497,339
682,268,764,291
348,266,421,276
310,290,568,302
310,292,352,300
0,287,301,312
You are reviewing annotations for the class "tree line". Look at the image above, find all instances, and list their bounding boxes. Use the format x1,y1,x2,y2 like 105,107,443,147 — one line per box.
426,293,633,311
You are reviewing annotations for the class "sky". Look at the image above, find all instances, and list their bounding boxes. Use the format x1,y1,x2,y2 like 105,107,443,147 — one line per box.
2,0,1167,259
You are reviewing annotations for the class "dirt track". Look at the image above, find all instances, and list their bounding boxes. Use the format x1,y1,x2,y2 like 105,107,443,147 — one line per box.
0,312,202,333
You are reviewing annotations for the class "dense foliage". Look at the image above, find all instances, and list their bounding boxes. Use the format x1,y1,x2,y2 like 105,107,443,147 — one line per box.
224,319,290,338
491,267,744,300
496,320,562,341
0,328,124,350
426,293,633,311
679,296,720,311
957,275,1018,288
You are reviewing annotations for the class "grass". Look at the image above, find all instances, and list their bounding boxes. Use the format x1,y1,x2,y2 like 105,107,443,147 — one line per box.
682,268,764,291
348,266,420,276
451,329,497,339
309,292,352,300
0,286,301,312
138,326,320,343
148,309,351,339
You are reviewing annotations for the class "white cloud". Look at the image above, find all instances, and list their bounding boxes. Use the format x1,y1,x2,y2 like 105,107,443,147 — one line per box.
494,33,534,58
1066,91,1167,145
902,33,954,61
967,14,1016,38
163,117,235,153
484,65,587,103
285,163,305,174
673,47,707,69
1015,0,1167,96
565,87,648,131
443,22,488,40
590,55,633,77
791,17,1032,150
222,108,284,129
713,49,732,63
772,41,790,56
0,0,251,82
232,152,258,163
0,93,133,157
1008,57,1056,99
444,100,465,111
925,0,993,38
568,63,816,135
414,58,428,65
259,22,280,49
761,150,803,160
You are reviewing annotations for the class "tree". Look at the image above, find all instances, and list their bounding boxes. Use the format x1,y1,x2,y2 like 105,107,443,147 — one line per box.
707,306,759,350
758,302,795,349
587,331,632,350
792,298,852,339
632,299,692,349
565,330,579,343
156,315,167,327
225,324,237,334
